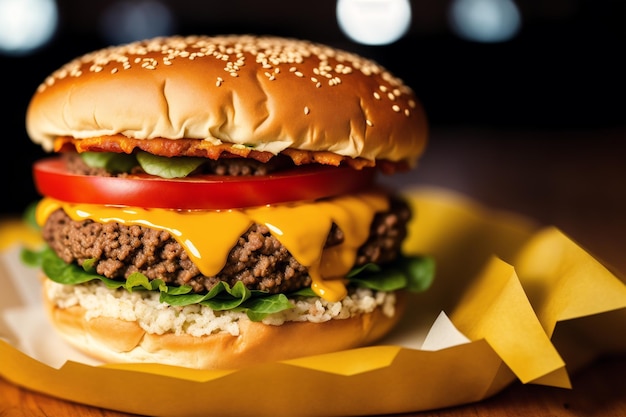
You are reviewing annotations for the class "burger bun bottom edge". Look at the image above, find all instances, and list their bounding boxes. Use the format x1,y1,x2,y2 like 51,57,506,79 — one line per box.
42,278,408,370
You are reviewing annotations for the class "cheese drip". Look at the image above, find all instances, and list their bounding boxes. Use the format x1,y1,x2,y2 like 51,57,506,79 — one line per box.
36,191,389,302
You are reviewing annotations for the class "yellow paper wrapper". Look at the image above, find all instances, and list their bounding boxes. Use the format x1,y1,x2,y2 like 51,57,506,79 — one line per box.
1,186,624,417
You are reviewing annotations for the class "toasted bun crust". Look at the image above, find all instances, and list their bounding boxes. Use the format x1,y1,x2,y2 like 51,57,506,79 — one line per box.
26,35,427,165
43,281,407,370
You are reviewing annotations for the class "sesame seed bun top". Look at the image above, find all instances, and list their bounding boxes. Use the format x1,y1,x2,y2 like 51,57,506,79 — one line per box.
26,35,428,166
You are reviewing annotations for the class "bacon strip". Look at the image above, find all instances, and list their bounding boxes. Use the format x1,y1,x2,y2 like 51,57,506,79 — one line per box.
54,135,409,172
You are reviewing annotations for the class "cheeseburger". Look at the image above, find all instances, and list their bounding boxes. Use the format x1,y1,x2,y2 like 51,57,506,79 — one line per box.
23,35,433,369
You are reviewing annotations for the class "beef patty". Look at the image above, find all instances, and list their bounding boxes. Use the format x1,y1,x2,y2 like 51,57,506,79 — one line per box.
42,197,411,294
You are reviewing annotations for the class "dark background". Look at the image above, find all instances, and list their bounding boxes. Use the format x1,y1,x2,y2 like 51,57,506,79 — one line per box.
1,0,623,216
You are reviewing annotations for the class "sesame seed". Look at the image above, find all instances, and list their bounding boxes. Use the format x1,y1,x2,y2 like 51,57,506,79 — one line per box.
404,109,410,117
304,106,310,115
35,34,418,108
392,105,401,112
366,120,373,127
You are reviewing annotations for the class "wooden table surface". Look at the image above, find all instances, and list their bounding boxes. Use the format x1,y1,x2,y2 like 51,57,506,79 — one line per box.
1,126,624,416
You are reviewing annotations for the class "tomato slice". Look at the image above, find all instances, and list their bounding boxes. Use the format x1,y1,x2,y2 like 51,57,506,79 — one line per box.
33,157,377,210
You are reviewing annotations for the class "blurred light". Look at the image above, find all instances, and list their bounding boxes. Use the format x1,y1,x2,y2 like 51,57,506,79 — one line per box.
100,0,176,45
0,0,57,56
336,0,412,45
449,0,521,43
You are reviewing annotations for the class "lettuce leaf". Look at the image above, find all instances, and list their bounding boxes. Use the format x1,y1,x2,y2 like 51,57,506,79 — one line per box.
80,152,137,173
348,256,435,293
21,246,435,321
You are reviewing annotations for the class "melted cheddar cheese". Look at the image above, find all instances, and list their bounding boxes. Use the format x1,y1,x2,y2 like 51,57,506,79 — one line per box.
36,191,389,302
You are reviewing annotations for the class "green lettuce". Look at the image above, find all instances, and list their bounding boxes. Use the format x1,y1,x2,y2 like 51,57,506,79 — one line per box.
21,246,435,321
80,151,137,174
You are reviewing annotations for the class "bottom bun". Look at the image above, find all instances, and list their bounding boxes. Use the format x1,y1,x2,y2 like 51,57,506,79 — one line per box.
43,279,407,370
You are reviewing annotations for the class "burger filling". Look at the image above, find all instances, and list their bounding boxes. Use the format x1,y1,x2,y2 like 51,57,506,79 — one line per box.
41,196,410,295
24,152,435,322
63,150,293,177
44,280,398,335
